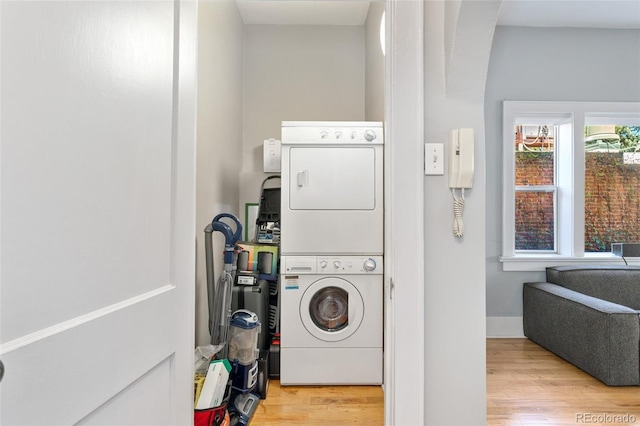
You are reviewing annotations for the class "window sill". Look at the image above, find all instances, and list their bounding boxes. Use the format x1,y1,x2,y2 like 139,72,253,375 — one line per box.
499,254,640,272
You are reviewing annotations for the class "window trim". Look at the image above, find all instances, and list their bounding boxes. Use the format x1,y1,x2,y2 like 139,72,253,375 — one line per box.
501,101,640,271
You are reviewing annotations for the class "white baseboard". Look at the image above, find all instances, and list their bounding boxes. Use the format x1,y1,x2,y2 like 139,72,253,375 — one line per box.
486,316,524,338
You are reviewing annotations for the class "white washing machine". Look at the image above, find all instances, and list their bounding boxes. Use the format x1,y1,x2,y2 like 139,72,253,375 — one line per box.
279,255,383,385
280,121,383,255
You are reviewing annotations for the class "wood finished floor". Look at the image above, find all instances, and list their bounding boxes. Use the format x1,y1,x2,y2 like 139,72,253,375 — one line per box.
251,380,384,425
251,339,640,425
487,338,640,425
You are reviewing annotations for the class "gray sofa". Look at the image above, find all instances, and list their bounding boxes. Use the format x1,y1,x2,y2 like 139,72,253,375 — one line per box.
523,265,640,386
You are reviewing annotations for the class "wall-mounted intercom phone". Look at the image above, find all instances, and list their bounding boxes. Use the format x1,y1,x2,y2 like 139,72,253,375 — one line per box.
448,128,474,238
448,128,474,189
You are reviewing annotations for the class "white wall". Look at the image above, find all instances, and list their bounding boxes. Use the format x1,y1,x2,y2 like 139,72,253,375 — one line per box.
365,2,385,122
243,25,365,173
423,1,501,424
195,0,244,346
484,27,640,335
239,24,366,209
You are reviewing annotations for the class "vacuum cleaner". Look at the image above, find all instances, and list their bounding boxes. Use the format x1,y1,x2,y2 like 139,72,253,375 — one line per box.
205,213,243,358
227,310,261,393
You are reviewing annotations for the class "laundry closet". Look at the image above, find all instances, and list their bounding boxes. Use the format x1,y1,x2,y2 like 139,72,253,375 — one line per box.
195,0,385,397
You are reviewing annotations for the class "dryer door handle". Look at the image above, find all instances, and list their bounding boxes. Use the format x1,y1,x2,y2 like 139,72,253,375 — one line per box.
297,170,309,187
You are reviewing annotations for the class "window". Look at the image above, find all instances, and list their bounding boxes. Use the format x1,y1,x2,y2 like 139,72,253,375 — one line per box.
501,101,640,271
514,124,557,252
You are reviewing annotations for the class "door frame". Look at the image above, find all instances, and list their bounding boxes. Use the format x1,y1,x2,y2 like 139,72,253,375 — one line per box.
384,0,425,424
173,0,198,421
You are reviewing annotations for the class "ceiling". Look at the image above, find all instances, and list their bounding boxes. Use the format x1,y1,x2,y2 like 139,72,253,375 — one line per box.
497,0,640,29
235,0,640,29
235,1,371,26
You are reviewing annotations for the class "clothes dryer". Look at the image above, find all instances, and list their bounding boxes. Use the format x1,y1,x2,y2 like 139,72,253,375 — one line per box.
280,121,383,255
279,255,383,385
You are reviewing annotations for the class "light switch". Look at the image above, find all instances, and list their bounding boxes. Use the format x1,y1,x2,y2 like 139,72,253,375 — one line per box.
425,143,444,175
263,138,281,172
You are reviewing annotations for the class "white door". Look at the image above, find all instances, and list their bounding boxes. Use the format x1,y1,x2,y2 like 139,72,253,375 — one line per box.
288,147,376,210
0,1,196,425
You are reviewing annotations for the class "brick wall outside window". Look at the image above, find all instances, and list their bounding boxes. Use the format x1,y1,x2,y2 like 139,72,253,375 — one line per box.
515,152,640,252
585,154,640,251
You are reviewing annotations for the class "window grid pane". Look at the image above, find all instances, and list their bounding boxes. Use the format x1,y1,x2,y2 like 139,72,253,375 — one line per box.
515,125,555,186
515,151,554,186
515,190,556,251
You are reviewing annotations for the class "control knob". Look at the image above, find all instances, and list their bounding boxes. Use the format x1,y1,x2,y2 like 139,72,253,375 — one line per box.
335,131,343,139
320,131,329,139
333,260,341,269
319,260,328,269
363,258,376,272
364,129,377,141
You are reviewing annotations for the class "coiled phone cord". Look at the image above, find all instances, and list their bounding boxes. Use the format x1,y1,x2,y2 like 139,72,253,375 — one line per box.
452,188,465,238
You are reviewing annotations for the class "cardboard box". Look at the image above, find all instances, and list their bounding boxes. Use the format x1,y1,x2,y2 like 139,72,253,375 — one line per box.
195,359,231,410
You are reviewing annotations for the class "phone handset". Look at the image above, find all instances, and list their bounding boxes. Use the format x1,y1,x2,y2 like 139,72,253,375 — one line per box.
448,129,474,238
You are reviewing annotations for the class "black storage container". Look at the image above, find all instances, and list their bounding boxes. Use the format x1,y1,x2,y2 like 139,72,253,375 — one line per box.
231,279,270,351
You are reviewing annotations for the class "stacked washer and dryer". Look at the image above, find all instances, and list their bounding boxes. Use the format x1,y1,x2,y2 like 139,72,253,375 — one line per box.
279,121,384,385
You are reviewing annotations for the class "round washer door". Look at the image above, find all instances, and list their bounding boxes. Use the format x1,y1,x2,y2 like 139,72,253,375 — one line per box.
299,277,364,342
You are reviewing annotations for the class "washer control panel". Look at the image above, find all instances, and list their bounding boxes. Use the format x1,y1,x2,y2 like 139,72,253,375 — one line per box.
282,256,383,275
317,256,382,274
